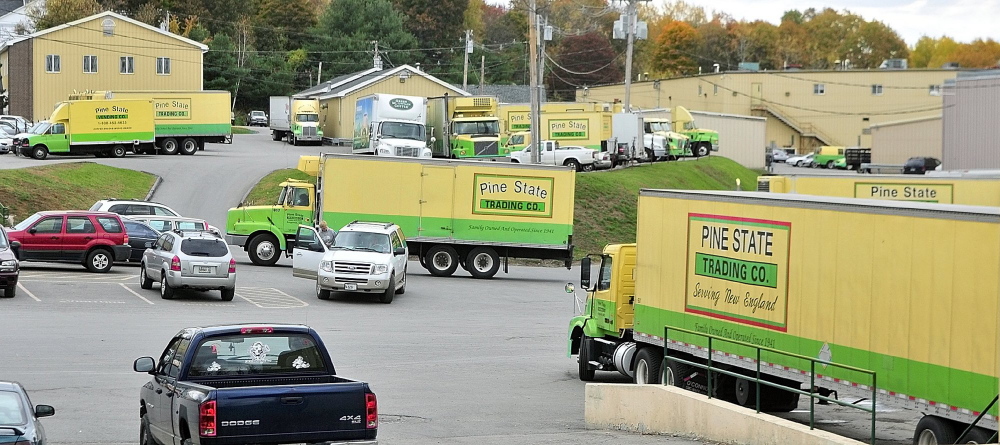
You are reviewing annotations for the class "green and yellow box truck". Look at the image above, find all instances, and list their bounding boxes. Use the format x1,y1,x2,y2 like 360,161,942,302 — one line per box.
758,173,1000,206
569,189,999,441
427,95,505,158
499,102,617,151
16,98,155,159
226,154,575,277
68,90,233,155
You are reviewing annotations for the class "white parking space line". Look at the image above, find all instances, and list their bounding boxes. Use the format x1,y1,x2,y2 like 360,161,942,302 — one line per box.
236,287,308,309
119,283,155,305
16,283,41,302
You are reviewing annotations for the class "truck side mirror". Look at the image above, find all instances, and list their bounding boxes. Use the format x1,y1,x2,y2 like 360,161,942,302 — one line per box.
580,257,592,290
133,356,155,373
393,247,406,256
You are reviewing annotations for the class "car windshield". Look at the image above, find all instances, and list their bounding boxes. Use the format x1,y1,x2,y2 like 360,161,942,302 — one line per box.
187,333,327,377
251,111,265,117
509,134,524,145
453,120,499,136
380,122,424,140
0,390,25,425
28,121,50,134
648,122,669,132
180,239,229,257
333,231,391,253
296,113,318,122
13,213,42,231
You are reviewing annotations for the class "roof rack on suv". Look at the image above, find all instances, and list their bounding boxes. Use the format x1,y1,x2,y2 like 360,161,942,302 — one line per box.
172,229,222,238
347,220,394,229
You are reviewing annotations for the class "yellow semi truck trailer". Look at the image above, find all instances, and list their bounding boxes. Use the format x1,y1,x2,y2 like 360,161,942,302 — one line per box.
758,173,1000,206
499,102,617,151
569,190,999,442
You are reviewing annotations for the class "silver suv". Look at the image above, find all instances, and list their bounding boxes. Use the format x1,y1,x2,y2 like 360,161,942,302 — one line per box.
291,221,407,304
139,230,236,301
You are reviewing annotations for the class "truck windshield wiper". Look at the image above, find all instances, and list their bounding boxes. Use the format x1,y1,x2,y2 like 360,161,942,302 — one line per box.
353,247,379,252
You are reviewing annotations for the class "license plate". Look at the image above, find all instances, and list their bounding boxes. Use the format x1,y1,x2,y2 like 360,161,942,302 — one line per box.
344,283,358,291
197,266,214,274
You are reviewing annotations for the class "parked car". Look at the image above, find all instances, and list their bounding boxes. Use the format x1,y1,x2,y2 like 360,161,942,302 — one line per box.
903,157,942,174
593,151,613,170
0,121,17,138
0,115,31,134
770,149,790,163
291,221,407,304
7,211,131,272
0,128,14,154
786,153,814,167
508,141,598,172
133,324,378,445
0,226,18,297
248,110,268,126
813,146,846,169
140,230,236,300
90,199,180,217
0,381,54,445
121,219,161,262
126,215,219,237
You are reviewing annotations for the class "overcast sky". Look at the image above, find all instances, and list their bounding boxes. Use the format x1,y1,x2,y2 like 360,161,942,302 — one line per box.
485,0,999,46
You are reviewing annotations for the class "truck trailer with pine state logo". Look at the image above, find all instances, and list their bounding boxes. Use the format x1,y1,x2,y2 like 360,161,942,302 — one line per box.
758,173,1000,206
67,90,233,155
569,189,1000,443
226,154,575,278
426,95,506,159
15,98,156,159
499,102,620,151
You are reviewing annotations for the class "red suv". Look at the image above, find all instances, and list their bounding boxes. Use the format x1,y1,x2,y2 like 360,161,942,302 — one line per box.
8,211,132,272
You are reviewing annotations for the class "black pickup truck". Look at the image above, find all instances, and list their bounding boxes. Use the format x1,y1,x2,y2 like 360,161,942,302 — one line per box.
133,324,377,445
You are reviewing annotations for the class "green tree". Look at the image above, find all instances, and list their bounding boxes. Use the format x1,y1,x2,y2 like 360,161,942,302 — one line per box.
204,33,249,105
927,37,960,68
842,20,908,68
254,0,319,51
910,36,936,68
393,0,468,65
28,0,102,31
463,0,485,42
309,0,419,75
652,20,700,76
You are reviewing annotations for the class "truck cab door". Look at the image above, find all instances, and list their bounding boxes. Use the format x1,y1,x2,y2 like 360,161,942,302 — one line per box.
149,336,185,445
280,186,314,234
291,225,327,280
48,123,69,153
591,255,617,333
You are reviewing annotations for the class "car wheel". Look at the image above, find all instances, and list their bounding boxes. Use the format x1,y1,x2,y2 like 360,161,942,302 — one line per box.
180,138,198,155
160,274,174,299
85,249,113,273
32,145,48,160
633,347,663,385
247,234,280,266
578,334,596,381
111,144,127,158
395,266,406,294
160,138,179,155
466,247,500,279
2,284,15,298
379,276,394,304
582,163,595,172
564,159,581,171
423,245,458,277
139,266,153,289
220,288,235,301
317,283,331,300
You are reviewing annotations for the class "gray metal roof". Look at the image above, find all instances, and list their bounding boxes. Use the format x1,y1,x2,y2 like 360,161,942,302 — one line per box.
296,71,370,97
454,84,541,103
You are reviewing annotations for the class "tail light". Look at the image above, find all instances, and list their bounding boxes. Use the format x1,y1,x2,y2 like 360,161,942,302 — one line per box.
123,233,129,244
366,393,378,429
199,400,216,436
228,258,236,273
170,255,181,271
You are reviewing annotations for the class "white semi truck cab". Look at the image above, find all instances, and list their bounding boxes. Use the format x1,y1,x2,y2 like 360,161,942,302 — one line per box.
353,94,432,158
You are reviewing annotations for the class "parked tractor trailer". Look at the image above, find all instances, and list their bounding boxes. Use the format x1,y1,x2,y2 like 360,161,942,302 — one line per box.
569,189,1000,443
352,94,431,158
270,96,322,145
758,173,1000,206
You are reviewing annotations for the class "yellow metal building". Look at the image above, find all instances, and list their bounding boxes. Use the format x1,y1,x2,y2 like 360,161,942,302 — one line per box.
577,70,959,153
0,11,207,122
295,64,469,142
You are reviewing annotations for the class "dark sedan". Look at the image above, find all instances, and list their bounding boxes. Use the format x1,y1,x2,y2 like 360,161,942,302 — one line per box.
122,219,160,262
0,381,54,445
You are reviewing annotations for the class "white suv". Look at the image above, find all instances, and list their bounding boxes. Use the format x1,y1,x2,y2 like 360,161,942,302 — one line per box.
90,199,181,217
290,221,407,304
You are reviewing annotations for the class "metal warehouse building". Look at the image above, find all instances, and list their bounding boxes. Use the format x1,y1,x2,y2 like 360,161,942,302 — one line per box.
943,71,1000,170
637,108,766,169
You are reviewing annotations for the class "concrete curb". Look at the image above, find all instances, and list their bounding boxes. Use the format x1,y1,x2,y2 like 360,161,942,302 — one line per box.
144,173,162,201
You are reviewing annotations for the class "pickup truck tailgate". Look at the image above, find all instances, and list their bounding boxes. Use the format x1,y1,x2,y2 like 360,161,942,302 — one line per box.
213,382,373,443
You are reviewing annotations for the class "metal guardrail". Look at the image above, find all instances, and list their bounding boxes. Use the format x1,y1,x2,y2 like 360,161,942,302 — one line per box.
663,326,877,445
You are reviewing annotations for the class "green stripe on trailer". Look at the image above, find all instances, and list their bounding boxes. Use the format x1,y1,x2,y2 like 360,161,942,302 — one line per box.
321,211,572,247
70,131,155,143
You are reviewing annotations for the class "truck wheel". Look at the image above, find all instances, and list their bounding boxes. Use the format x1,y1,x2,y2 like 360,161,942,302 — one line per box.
180,138,198,155
760,382,801,412
111,145,127,158
220,288,235,301
424,245,458,277
634,347,663,384
140,414,153,445
85,248,113,273
466,247,500,279
139,266,153,289
564,159,581,171
161,138,179,155
272,131,281,141
915,415,959,445
825,160,835,169
290,134,298,146
663,357,692,388
317,284,331,300
582,163,594,172
248,234,281,266
160,274,174,299
957,425,994,443
31,145,48,160
3,284,15,298
696,143,710,157
578,334,596,381
379,276,395,304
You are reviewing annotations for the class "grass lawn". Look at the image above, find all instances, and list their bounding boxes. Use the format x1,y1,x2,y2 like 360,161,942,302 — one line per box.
0,162,155,224
242,168,314,206
232,126,258,135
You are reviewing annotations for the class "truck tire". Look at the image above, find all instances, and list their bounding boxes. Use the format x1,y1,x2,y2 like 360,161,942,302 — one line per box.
734,377,756,407
379,276,395,304
139,266,153,289
317,284,331,300
180,138,198,155
160,274,174,299
140,414,153,445
634,347,663,384
31,145,48,160
695,142,710,157
759,378,800,412
466,247,500,279
914,415,959,445
272,131,281,141
85,248,113,273
957,425,994,443
663,357,692,388
578,334,596,381
220,288,235,301
826,160,835,169
161,138,179,155
247,234,281,266
3,284,15,298
424,245,459,277
564,159,581,171
290,134,298,146
110,145,127,158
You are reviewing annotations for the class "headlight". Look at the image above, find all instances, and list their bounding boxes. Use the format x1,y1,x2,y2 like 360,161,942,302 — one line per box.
320,261,333,273
374,264,389,274
0,260,15,267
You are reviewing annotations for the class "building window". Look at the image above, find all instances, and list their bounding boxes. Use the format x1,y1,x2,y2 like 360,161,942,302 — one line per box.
102,18,115,37
45,54,60,73
83,55,98,73
698,85,703,96
156,57,171,75
713,84,718,95
120,56,134,74
929,85,942,96
813,83,825,95
871,84,883,96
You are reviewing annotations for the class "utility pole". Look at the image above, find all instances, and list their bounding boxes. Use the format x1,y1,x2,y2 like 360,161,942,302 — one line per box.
539,15,548,96
462,29,473,91
623,0,637,112
528,0,540,164
480,55,485,94
317,62,323,86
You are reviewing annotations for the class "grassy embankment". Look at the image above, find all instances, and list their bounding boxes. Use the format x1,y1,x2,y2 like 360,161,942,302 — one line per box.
244,157,759,257
0,162,155,224
231,126,257,135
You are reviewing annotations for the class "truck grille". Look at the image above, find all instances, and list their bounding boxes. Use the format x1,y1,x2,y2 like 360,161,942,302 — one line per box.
334,261,372,274
336,277,368,284
757,180,770,192
474,141,498,156
303,126,317,137
396,146,420,157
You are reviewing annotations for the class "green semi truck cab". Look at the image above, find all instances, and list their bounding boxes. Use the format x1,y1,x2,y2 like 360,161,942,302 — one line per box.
674,106,719,157
225,179,317,266
568,244,636,361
